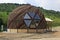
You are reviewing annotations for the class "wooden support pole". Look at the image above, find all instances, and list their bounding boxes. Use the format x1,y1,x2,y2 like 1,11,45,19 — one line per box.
36,26,38,33
27,27,29,33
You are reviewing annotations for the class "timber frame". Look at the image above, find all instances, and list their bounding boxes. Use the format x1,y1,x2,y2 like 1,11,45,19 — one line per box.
7,4,47,33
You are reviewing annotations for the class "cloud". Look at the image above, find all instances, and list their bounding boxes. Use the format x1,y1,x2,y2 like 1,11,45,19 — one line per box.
0,0,26,4
44,0,60,11
34,0,60,11
35,0,46,6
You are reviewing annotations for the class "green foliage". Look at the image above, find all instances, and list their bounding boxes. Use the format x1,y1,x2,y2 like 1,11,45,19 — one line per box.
0,3,60,27
0,3,20,12
39,7,60,26
0,12,8,24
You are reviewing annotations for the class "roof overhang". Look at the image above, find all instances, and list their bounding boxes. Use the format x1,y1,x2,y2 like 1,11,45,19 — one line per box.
45,18,53,22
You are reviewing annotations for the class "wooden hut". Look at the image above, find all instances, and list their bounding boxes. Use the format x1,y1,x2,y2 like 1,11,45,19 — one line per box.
45,18,53,31
7,4,47,33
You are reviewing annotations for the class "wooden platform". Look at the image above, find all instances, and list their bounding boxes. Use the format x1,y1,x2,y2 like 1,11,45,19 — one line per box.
7,29,46,33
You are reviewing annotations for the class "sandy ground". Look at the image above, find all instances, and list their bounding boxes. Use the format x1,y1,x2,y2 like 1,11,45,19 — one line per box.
0,26,60,40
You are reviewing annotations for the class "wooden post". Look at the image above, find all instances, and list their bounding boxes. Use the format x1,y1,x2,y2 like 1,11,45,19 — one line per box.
17,28,18,33
27,27,29,33
36,26,38,33
35,23,38,33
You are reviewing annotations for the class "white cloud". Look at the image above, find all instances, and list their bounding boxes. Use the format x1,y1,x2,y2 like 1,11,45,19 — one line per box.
34,0,60,11
0,0,26,4
35,0,48,7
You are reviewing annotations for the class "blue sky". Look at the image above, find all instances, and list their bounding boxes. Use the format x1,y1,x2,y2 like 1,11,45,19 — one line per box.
0,0,60,11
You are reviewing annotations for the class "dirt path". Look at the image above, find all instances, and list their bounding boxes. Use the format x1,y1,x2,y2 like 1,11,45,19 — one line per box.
0,26,60,40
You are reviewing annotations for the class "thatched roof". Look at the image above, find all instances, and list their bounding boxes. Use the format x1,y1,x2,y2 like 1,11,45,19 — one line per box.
45,18,53,22
7,4,47,29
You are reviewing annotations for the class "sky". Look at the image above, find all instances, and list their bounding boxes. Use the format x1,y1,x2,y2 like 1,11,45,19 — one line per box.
0,0,60,11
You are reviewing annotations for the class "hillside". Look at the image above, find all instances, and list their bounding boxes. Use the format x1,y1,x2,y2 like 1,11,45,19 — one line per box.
0,3,60,26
